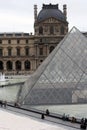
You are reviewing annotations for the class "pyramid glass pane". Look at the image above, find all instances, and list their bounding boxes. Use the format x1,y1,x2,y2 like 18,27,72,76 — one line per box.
18,27,87,105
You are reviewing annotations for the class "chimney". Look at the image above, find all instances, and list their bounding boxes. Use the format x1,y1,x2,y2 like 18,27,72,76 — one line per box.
34,5,37,23
63,4,67,19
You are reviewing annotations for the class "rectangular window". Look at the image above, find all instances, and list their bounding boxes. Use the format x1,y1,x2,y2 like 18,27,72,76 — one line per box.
39,48,43,55
50,26,54,34
0,40,2,44
40,39,42,42
17,40,20,44
8,40,11,44
17,48,20,56
8,48,11,56
0,49,2,56
26,39,28,44
25,48,29,56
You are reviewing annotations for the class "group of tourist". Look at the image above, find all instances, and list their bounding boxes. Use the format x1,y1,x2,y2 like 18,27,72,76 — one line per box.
41,110,87,129
62,113,77,123
41,109,50,119
62,114,87,129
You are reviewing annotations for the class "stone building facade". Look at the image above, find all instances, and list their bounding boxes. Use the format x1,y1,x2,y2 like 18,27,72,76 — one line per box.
0,4,68,75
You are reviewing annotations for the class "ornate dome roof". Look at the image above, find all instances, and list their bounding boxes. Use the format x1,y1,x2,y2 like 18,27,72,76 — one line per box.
37,4,67,22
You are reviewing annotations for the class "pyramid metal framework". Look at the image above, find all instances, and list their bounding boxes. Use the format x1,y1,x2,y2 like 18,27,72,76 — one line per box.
18,27,87,105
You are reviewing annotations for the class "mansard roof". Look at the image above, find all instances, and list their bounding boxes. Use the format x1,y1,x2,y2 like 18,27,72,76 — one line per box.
37,4,67,22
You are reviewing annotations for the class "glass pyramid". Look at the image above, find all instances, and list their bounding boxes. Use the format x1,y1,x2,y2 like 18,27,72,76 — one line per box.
18,27,87,105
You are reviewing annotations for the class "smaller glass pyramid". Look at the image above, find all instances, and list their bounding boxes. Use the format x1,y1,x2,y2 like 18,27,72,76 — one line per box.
18,27,87,105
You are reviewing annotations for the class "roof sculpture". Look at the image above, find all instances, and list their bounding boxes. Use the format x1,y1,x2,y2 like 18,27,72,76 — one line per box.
18,27,87,105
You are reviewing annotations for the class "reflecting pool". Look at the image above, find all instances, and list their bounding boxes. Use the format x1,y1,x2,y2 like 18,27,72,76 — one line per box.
0,75,28,85
0,75,28,102
30,104,87,119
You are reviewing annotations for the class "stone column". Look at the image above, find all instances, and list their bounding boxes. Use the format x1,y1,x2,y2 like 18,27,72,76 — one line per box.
45,44,48,56
46,44,49,56
21,61,25,70
3,61,6,71
13,61,15,71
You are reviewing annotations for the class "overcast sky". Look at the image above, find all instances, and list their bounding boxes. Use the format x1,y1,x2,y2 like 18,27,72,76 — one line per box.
0,0,87,33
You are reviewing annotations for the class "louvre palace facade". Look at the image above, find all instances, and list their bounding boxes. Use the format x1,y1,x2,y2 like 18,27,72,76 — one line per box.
0,3,68,75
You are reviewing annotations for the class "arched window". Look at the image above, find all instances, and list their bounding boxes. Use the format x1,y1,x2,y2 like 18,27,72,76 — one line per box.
50,26,54,34
24,60,31,70
49,46,55,53
39,26,43,34
0,61,3,70
15,61,21,70
61,26,64,35
6,61,12,70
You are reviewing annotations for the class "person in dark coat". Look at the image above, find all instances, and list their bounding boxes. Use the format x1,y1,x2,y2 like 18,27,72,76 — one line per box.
46,109,50,115
41,114,45,119
0,100,3,107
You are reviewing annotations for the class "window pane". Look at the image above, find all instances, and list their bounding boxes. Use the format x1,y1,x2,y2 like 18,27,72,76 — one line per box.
8,49,11,56
25,48,29,56
0,49,2,56
50,26,54,34
39,48,43,55
0,40,2,44
17,48,20,56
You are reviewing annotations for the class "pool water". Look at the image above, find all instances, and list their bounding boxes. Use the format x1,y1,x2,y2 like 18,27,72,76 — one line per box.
30,104,87,118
